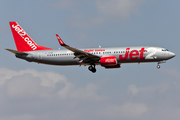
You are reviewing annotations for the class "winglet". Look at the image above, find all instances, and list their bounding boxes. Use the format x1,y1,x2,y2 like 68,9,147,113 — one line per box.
56,34,66,46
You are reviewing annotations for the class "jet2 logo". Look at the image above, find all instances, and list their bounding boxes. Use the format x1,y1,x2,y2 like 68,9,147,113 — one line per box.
59,39,64,45
12,24,37,50
105,58,116,63
56,35,65,46
119,48,146,60
12,24,26,36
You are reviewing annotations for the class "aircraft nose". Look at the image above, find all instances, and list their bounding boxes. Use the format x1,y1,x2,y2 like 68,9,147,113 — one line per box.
169,52,176,58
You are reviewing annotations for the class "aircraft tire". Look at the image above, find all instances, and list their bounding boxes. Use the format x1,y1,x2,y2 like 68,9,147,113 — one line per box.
157,65,160,69
91,68,96,73
88,66,93,71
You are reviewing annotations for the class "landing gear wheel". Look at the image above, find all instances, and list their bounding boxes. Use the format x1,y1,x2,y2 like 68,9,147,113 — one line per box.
157,65,160,69
88,66,93,71
91,68,96,73
88,64,96,73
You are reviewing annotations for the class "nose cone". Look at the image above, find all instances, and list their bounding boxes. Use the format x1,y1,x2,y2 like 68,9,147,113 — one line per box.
169,52,176,59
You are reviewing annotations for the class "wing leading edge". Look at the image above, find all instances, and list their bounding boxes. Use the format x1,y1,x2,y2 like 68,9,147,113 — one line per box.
56,34,100,63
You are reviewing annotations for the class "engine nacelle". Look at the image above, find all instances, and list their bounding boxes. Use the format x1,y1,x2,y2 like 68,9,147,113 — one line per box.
100,56,117,66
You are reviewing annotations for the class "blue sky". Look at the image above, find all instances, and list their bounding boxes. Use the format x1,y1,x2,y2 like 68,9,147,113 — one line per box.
0,0,180,120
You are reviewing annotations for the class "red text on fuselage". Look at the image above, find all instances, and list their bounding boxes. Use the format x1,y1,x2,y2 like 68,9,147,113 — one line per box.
119,48,146,60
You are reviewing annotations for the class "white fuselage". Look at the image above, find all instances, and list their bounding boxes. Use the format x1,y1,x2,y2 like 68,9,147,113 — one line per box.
16,46,175,66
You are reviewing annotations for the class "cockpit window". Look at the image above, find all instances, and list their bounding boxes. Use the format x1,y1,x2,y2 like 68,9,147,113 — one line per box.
162,49,169,51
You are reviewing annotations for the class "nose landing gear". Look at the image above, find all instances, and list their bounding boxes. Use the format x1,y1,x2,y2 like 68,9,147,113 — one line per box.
88,64,96,73
157,64,160,69
156,60,166,69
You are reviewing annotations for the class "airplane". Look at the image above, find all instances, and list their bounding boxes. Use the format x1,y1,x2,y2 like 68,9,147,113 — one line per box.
6,21,175,73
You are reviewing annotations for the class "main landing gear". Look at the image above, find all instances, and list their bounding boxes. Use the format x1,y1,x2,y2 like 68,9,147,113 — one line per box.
88,63,96,73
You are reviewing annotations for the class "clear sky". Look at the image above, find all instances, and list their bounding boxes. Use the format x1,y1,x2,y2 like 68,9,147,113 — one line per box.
0,0,180,120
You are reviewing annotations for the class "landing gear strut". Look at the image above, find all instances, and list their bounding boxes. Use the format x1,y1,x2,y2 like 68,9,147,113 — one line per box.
156,60,166,69
88,63,96,73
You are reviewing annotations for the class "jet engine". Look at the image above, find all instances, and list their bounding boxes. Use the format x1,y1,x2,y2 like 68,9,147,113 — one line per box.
100,56,117,66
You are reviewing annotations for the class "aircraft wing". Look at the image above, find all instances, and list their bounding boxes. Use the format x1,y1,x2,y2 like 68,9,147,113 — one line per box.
56,34,100,63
